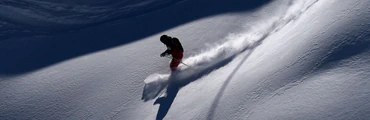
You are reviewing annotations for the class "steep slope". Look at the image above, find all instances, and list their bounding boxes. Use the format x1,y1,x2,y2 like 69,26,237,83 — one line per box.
175,0,370,120
140,0,370,120
1,0,369,120
0,0,287,119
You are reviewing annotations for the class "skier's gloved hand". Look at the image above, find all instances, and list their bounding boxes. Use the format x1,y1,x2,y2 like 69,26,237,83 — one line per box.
160,52,168,57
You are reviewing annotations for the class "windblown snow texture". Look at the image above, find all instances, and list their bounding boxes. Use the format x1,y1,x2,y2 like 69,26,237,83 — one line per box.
1,0,370,120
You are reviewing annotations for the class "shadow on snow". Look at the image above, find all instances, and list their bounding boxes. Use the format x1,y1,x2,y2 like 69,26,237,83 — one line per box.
0,0,272,75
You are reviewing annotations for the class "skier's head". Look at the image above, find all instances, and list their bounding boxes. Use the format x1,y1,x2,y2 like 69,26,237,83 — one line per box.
160,35,171,44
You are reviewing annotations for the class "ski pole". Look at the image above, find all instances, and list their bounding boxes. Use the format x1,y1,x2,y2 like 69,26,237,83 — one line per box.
166,55,190,67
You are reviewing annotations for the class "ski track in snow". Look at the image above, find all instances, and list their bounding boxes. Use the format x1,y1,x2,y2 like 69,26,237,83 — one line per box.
142,0,319,102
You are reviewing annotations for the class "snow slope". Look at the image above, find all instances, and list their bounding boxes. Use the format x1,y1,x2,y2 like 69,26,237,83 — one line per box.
205,0,370,119
1,0,370,120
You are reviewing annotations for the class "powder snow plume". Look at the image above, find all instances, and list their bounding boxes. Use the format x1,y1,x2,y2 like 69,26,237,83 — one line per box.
142,0,319,101
181,0,319,73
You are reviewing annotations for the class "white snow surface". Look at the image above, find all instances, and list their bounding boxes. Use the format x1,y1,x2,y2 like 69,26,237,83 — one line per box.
1,0,370,120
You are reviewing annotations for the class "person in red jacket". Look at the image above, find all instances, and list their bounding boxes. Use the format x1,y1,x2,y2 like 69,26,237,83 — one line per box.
160,35,184,71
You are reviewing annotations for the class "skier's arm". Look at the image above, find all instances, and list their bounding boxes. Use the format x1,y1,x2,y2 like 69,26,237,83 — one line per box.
160,47,172,57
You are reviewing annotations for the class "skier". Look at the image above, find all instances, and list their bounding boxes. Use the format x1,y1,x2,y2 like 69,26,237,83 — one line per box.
159,35,184,71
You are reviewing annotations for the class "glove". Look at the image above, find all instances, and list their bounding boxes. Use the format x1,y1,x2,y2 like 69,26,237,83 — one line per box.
160,52,168,57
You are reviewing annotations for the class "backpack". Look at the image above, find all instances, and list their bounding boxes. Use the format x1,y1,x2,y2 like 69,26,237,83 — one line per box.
172,37,184,52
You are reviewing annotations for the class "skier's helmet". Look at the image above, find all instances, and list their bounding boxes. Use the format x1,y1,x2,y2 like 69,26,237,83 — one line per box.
160,35,171,44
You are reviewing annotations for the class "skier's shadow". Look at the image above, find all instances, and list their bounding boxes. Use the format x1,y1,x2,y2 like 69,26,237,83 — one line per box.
152,54,238,120
153,78,180,120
